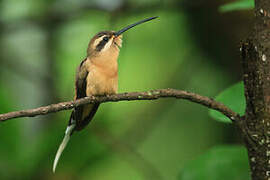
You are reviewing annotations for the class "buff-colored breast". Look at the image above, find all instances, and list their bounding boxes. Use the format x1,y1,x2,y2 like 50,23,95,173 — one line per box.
86,48,119,96
86,66,118,95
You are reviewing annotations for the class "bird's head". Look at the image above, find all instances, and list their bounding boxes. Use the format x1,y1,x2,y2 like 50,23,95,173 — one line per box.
87,16,158,57
87,31,122,57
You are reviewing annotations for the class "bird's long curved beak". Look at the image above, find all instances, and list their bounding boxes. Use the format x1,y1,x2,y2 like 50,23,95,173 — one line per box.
114,16,158,37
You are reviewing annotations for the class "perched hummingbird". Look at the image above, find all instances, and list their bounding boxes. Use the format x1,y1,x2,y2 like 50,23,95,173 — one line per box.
53,16,158,172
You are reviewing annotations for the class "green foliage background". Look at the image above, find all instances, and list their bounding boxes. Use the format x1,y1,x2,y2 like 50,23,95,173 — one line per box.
0,0,253,179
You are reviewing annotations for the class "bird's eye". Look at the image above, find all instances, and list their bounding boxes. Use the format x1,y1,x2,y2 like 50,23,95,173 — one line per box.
103,36,109,42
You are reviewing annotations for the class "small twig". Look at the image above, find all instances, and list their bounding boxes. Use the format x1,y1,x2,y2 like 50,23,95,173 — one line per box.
0,88,240,122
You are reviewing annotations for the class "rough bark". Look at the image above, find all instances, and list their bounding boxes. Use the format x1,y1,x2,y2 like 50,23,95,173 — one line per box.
240,0,270,179
0,88,239,122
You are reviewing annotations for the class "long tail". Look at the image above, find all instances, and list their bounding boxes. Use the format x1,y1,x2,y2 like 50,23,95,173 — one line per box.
53,123,75,173
53,103,99,172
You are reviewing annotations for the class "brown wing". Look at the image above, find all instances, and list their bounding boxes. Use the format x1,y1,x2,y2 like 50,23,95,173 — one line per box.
69,58,100,131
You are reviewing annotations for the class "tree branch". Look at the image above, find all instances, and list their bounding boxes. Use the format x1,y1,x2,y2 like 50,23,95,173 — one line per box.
0,88,240,122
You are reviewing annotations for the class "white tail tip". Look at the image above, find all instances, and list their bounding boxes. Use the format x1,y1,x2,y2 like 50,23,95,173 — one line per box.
53,124,75,173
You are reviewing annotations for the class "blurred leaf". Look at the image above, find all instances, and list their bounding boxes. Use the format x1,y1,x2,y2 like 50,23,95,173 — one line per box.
178,146,250,180
0,0,48,22
0,84,14,113
219,0,254,12
209,82,245,123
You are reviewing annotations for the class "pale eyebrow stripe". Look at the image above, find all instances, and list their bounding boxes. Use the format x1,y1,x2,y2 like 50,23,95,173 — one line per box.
93,35,106,47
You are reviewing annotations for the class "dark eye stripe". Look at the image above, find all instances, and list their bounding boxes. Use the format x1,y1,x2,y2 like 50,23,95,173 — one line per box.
96,36,110,51
103,36,109,42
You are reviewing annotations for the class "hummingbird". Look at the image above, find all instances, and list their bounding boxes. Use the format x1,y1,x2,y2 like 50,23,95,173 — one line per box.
53,16,158,172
